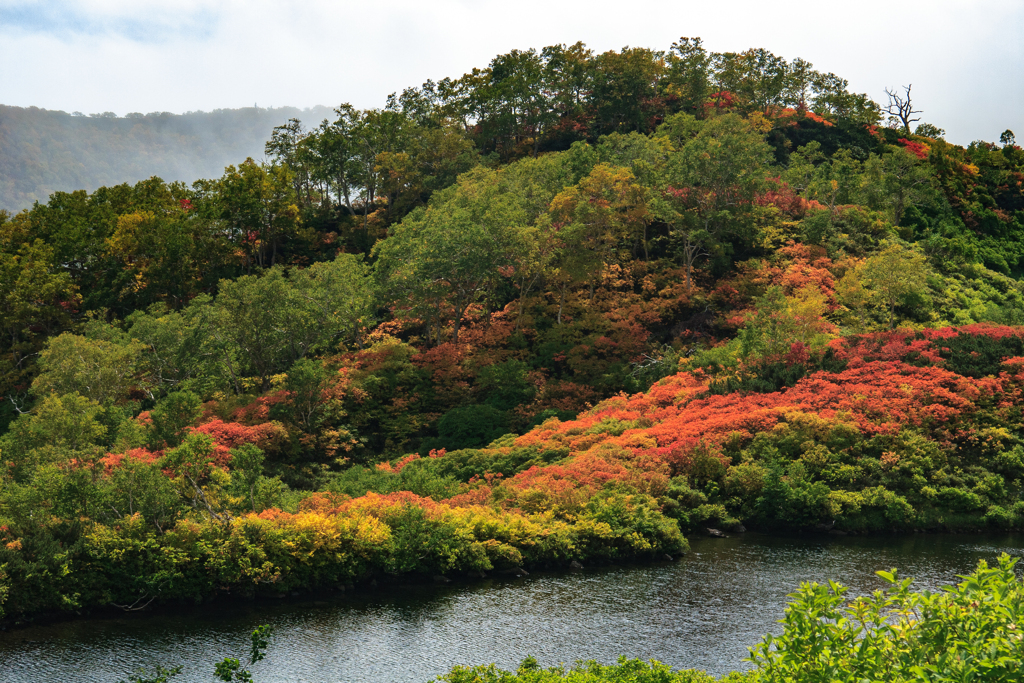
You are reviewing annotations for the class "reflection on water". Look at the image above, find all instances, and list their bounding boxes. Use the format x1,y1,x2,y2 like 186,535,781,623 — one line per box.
2,532,1022,683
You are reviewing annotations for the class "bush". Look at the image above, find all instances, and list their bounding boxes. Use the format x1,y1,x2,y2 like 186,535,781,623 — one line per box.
747,554,1024,683
438,657,716,683
425,405,511,451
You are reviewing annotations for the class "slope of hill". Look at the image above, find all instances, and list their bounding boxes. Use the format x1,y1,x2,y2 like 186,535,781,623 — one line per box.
0,104,333,212
1,35,1023,623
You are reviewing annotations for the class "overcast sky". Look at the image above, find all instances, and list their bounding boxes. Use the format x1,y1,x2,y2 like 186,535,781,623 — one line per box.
2,0,1021,145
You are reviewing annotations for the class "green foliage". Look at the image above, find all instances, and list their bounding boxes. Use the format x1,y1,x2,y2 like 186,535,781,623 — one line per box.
117,664,183,683
479,360,536,412
149,391,202,449
33,332,146,404
328,463,463,500
428,404,512,452
939,331,1024,378
373,166,533,344
747,555,1024,683
0,392,107,480
215,624,273,683
861,242,933,329
106,458,180,530
437,657,715,683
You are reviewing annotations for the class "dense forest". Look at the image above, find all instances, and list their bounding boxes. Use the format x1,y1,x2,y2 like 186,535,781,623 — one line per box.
1,36,1023,624
0,104,333,213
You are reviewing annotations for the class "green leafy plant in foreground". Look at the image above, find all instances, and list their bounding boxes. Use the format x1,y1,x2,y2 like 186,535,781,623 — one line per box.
746,553,1024,683
117,664,183,683
118,625,273,683
437,656,715,683
215,624,274,683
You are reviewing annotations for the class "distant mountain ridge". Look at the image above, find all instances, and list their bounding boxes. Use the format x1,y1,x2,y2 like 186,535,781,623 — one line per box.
0,104,334,212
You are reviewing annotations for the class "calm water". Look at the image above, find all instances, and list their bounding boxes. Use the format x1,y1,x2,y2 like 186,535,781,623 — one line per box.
2,532,1023,683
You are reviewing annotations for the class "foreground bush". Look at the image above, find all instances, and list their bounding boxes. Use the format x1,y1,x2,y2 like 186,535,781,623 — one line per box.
743,553,1024,683
438,658,714,683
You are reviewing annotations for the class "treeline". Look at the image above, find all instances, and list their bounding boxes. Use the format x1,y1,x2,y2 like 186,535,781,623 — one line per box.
0,104,333,212
1,36,1023,622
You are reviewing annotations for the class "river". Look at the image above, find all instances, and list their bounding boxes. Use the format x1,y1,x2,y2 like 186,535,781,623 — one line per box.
2,531,1022,683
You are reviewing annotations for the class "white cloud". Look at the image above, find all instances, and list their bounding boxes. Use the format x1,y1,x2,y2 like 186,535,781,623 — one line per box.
1,0,1021,144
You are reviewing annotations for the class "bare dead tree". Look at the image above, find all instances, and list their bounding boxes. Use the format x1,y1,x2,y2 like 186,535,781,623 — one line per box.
884,84,922,134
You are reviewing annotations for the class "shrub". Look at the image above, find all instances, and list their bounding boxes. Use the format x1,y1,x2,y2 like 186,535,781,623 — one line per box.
748,554,1024,683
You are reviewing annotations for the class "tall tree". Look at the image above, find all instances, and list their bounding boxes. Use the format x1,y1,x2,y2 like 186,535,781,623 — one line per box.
218,159,300,270
657,113,772,291
373,167,530,344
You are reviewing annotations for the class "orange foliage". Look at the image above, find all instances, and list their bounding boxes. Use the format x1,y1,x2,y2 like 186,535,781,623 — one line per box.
498,328,1021,487
757,179,827,219
100,447,162,475
376,453,422,473
191,419,288,468
230,391,291,424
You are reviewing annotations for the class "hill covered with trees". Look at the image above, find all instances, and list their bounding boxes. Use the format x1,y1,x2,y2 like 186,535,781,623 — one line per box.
0,104,333,213
1,36,1023,623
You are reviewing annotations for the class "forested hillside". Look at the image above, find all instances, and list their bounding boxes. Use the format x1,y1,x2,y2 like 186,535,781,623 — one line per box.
1,36,1023,623
0,104,333,212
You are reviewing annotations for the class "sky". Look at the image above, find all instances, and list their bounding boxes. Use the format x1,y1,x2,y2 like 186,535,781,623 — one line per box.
1,0,1022,146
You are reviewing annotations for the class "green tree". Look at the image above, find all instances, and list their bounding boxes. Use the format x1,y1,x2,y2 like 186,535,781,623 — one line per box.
33,332,146,404
591,47,665,136
210,258,375,392
862,242,932,329
863,146,936,226
124,301,227,396
548,163,650,309
148,391,203,449
162,432,224,520
228,443,266,513
102,196,230,310
714,48,789,114
218,159,300,270
739,285,834,362
283,358,330,430
663,37,712,115
0,392,107,481
106,457,180,532
657,113,772,291
210,270,306,392
0,231,80,414
373,167,530,344
475,48,553,159
289,253,377,349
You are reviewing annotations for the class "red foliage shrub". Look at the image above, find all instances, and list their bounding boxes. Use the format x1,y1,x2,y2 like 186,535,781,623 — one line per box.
499,327,1021,485
191,419,288,468
100,447,162,476
898,138,930,159
230,391,291,424
757,180,827,219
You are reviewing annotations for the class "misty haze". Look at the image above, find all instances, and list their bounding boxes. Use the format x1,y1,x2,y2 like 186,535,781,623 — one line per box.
0,104,333,212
